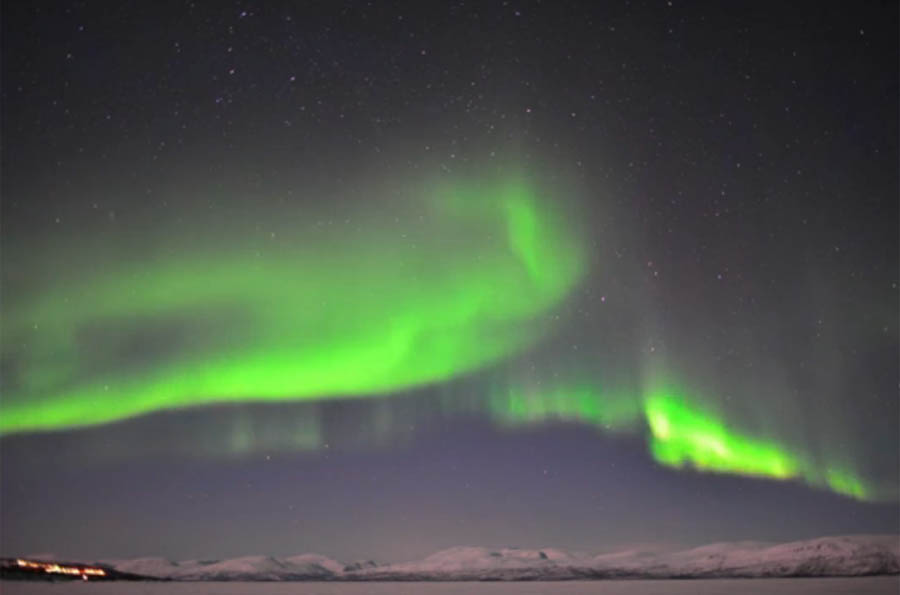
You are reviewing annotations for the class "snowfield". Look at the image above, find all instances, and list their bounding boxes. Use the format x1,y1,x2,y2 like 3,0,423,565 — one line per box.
92,535,900,581
3,578,900,595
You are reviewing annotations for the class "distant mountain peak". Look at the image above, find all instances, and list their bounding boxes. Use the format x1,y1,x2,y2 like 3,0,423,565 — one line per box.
97,534,899,581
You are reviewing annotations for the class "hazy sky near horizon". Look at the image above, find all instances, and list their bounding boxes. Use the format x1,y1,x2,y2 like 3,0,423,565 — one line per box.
1,0,897,563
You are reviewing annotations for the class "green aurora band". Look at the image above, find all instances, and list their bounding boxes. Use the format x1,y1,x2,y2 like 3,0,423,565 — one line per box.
0,175,883,502
489,384,873,500
1,178,584,435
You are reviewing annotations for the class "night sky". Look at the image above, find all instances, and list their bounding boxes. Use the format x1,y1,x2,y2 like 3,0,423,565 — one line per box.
1,1,897,564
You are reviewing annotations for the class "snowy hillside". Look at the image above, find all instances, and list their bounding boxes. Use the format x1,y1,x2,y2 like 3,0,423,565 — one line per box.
104,557,184,578
351,546,594,580
588,535,899,578
172,555,339,580
104,535,899,581
107,553,346,581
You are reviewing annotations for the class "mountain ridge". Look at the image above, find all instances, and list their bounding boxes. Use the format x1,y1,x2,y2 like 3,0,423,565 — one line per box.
82,534,900,581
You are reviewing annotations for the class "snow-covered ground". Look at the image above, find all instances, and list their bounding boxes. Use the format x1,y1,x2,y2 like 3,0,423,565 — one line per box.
1,577,899,595
88,534,900,581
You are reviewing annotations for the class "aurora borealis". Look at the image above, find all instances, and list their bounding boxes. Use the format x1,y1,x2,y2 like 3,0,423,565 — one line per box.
3,170,881,501
1,177,583,434
2,0,897,565
489,382,877,500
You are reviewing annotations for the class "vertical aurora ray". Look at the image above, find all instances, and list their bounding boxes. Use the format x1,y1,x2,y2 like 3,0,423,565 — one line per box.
488,384,642,432
0,177,585,435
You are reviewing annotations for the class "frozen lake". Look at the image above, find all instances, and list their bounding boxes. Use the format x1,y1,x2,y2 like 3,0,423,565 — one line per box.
2,578,899,595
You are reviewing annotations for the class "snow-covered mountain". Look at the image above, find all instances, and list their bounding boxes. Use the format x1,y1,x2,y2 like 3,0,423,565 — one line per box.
104,557,184,578
342,559,379,572
104,534,899,581
652,535,900,578
350,535,899,581
173,555,340,580
105,553,346,581
351,546,594,580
